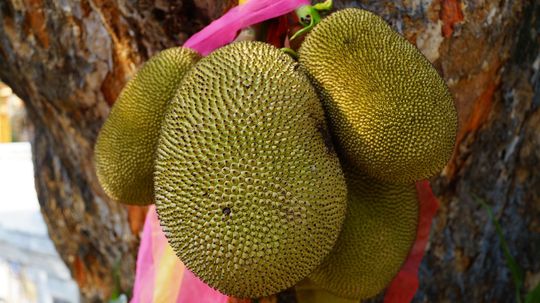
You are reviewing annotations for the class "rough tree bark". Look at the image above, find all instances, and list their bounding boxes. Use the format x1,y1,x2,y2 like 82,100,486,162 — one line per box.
0,0,538,302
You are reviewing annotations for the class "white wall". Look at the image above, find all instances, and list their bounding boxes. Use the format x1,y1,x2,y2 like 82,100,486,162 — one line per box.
0,142,80,303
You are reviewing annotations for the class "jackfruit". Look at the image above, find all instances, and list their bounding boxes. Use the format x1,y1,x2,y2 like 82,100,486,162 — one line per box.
298,8,457,183
154,41,347,298
94,47,200,205
309,163,418,299
296,278,360,303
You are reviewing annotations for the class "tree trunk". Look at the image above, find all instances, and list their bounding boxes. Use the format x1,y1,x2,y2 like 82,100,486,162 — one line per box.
0,0,538,302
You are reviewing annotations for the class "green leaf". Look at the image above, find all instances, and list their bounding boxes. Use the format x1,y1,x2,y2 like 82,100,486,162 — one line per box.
108,258,131,302
109,294,128,303
473,195,525,303
525,282,540,303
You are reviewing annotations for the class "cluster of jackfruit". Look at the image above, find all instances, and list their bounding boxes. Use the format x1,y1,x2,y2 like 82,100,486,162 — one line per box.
93,7,457,301
297,8,457,300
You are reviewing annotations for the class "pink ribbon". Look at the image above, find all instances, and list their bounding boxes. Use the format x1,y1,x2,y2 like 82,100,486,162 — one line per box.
184,0,310,55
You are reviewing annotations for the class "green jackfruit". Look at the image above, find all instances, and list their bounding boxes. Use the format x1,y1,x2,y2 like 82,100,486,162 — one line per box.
94,47,200,205
309,163,418,300
154,41,347,298
299,8,457,183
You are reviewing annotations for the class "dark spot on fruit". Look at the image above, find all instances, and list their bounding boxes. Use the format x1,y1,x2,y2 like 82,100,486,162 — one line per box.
223,207,231,216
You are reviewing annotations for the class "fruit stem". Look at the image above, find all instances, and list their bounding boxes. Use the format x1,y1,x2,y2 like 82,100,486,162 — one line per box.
281,47,299,59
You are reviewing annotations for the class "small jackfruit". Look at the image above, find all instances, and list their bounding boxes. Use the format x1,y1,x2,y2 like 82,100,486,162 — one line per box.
154,41,347,298
309,163,418,300
299,8,458,183
94,47,200,205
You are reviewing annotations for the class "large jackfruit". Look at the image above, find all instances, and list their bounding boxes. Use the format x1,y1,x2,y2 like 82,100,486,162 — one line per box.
299,8,457,183
94,47,200,205
154,41,347,298
309,164,418,299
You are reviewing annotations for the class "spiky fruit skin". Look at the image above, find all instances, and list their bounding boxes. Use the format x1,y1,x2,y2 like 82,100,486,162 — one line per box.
94,47,200,205
309,163,418,299
299,8,458,183
154,41,347,298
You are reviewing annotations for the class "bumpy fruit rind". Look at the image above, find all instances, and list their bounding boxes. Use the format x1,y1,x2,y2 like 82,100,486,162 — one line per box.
155,41,347,298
